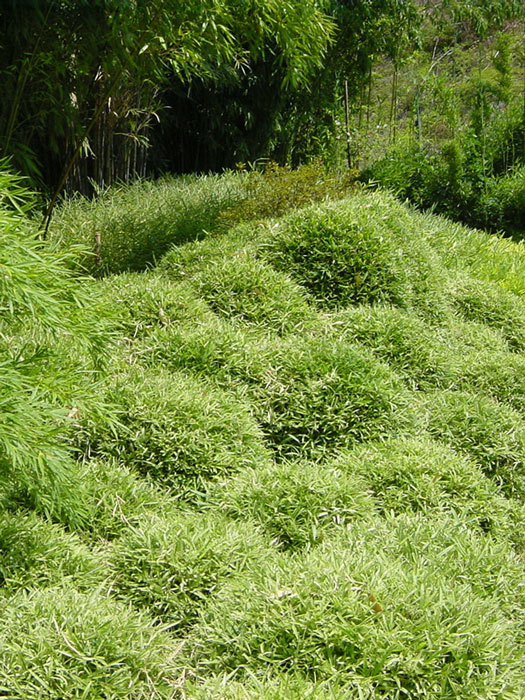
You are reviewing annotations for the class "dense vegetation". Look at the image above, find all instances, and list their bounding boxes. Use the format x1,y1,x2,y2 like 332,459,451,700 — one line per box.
0,1,524,698
0,1,522,244
1,161,524,698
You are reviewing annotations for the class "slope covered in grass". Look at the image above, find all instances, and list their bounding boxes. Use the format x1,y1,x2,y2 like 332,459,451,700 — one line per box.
1,174,524,699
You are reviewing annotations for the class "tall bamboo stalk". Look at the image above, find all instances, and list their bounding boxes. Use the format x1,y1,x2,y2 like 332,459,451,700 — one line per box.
344,79,352,168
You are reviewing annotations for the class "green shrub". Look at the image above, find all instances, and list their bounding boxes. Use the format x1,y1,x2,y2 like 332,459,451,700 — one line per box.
320,306,456,390
205,459,374,551
182,674,347,699
73,458,177,541
110,511,274,629
416,209,525,298
96,272,213,338
48,172,248,275
447,274,525,350
435,318,510,354
454,350,525,412
160,227,315,333
164,252,315,334
321,306,525,407
133,316,271,393
420,390,525,496
0,511,104,591
331,437,524,547
249,335,417,459
159,222,262,276
189,513,524,696
137,327,416,460
0,166,112,525
219,161,355,226
261,192,445,316
80,365,270,491
361,115,525,240
480,165,525,238
0,587,179,699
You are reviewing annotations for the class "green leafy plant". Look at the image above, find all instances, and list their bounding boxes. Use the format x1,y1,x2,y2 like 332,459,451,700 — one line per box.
260,192,445,316
0,166,113,524
110,511,274,628
78,365,270,492
189,513,524,696
419,390,525,497
205,459,373,551
0,587,180,699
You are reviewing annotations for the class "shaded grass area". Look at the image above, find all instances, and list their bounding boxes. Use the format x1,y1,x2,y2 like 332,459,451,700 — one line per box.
2,177,525,698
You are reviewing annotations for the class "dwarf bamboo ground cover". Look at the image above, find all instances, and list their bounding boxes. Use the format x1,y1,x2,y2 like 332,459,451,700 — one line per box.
1,169,524,699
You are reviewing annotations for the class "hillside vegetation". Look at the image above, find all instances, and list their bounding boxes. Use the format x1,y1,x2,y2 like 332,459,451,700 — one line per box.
1,167,524,699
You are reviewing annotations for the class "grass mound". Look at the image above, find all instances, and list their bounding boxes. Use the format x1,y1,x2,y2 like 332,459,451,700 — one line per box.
261,192,444,315
133,316,271,385
133,322,416,460
320,307,525,408
160,224,315,333
321,306,456,390
454,350,525,412
0,587,180,699
0,511,104,591
415,209,525,297
80,365,270,491
205,459,373,551
331,437,524,548
182,674,346,699
48,173,247,275
447,274,525,351
189,514,524,697
96,272,213,338
420,390,525,497
170,256,314,333
250,335,416,459
73,458,177,541
110,511,273,629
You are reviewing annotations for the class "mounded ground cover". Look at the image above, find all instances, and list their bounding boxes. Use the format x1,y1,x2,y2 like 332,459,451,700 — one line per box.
2,177,524,699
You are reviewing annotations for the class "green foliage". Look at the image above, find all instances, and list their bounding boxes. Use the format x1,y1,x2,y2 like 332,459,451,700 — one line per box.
2,167,525,699
261,192,444,315
361,31,525,240
205,459,373,551
0,0,333,193
320,305,525,410
110,511,274,629
131,321,415,461
96,272,214,337
73,458,177,542
49,173,248,275
454,350,525,411
331,437,524,547
415,209,525,297
249,335,417,460
0,587,180,699
79,365,270,492
447,274,525,350
189,513,524,696
0,167,112,524
162,232,315,333
420,390,525,497
0,511,104,592
220,162,356,224
480,164,525,237
133,315,268,385
181,675,345,700
321,306,456,390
